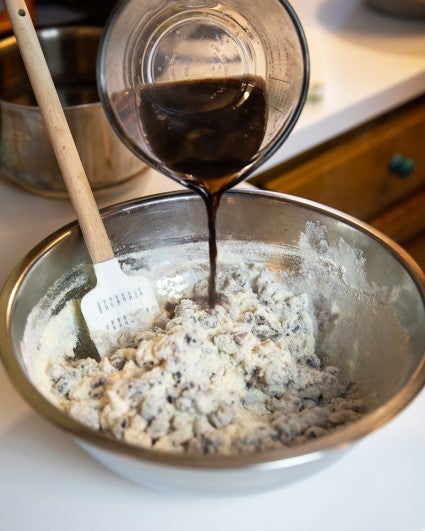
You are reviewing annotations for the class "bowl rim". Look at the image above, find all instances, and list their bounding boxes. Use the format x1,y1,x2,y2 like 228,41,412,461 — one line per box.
1,189,425,470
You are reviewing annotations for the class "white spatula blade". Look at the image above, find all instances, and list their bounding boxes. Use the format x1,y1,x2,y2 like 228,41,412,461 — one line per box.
81,259,159,355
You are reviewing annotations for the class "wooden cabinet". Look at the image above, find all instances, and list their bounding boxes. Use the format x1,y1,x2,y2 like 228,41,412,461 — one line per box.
251,94,425,270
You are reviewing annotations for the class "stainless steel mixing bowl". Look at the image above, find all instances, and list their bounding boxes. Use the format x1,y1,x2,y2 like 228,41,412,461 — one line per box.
1,190,425,493
0,26,145,197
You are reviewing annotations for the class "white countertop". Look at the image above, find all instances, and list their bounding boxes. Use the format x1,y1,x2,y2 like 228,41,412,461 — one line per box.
1,1,425,529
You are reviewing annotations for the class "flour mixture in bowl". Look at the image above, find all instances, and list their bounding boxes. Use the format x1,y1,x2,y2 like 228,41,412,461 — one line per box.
44,264,365,455
24,223,377,457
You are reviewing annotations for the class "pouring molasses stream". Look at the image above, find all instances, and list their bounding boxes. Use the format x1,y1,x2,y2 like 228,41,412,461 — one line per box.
138,75,268,306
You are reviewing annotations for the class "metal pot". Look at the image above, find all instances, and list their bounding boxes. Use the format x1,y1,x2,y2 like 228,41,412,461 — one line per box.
0,26,146,197
1,191,425,493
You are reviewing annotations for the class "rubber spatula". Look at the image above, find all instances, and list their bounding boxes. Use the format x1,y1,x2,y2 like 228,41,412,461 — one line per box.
5,0,160,355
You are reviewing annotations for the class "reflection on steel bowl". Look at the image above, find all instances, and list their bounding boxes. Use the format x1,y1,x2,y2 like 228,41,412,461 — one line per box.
1,191,424,494
0,26,145,197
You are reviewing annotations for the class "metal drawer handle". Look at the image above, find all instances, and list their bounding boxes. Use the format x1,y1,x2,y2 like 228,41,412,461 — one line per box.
389,153,415,179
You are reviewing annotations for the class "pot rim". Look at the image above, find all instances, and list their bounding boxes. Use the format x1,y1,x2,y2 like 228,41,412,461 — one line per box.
0,25,104,111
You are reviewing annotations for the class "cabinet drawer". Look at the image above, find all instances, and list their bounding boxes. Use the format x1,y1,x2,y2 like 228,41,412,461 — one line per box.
253,95,425,221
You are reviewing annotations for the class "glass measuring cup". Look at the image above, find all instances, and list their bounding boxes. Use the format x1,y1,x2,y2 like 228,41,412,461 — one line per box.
97,0,309,196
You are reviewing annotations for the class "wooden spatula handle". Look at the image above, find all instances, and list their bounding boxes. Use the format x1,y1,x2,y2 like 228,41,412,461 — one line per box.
4,0,115,264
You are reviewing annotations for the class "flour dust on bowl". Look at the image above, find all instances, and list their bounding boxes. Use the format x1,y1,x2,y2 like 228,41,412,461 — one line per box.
1,191,425,494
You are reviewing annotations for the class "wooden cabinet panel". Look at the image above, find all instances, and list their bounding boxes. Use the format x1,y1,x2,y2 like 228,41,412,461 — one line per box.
404,232,425,272
369,187,425,244
368,187,425,272
253,96,425,222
